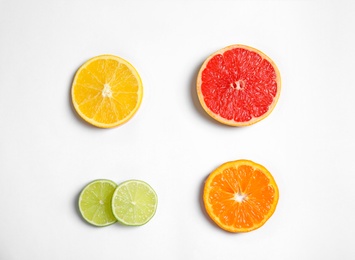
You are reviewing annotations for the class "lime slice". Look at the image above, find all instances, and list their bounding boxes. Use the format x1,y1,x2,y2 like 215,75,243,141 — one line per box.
111,180,158,226
78,179,117,227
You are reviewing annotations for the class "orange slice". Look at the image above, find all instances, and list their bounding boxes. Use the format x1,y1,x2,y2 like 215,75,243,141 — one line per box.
197,44,281,126
71,55,143,128
203,160,279,232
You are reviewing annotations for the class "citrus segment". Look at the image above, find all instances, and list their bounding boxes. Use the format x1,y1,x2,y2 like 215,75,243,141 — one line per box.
71,55,143,128
111,180,158,226
78,179,117,227
197,44,281,126
203,160,279,232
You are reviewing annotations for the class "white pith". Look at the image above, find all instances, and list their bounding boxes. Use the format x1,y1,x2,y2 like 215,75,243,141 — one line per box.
234,193,247,203
102,83,112,97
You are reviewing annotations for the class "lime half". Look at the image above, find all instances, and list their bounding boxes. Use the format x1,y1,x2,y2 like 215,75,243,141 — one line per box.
78,179,117,227
111,180,158,226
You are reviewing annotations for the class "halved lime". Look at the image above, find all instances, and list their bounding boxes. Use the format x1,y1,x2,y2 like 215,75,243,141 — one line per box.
78,179,117,227
111,180,158,226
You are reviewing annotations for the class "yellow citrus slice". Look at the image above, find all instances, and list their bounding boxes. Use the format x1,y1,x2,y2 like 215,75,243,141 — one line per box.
71,55,143,128
203,159,279,232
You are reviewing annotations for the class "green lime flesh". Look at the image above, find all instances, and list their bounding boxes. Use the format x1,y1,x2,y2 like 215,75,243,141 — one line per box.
78,179,117,227
111,180,158,226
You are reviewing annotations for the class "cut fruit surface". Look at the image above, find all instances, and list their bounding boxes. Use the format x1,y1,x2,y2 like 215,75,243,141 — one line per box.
203,160,279,232
111,180,158,226
78,179,117,227
71,54,143,128
197,44,281,126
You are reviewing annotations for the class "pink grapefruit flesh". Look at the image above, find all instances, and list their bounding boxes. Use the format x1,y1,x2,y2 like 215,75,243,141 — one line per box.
197,44,281,126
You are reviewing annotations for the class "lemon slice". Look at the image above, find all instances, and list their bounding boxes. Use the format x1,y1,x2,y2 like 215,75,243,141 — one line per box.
78,179,117,227
71,54,143,128
111,180,158,226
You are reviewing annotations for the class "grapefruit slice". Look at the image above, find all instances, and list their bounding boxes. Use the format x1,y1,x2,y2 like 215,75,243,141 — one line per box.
197,45,281,126
203,160,279,232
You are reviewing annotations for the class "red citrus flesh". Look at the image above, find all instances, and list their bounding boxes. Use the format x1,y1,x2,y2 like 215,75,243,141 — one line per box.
197,45,281,126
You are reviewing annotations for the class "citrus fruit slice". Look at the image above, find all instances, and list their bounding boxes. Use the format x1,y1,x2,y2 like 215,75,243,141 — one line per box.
71,54,143,128
203,160,279,232
197,44,281,126
78,179,118,227
111,180,158,226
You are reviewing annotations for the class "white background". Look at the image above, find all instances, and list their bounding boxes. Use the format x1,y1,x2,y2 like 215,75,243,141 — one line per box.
1,0,354,259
